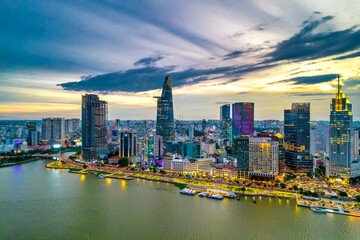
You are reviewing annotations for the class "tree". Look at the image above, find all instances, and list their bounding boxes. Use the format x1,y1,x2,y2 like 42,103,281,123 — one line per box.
240,187,246,193
307,172,314,178
160,170,166,175
293,185,299,191
280,183,286,189
339,191,348,197
118,157,129,167
355,195,360,202
83,165,88,169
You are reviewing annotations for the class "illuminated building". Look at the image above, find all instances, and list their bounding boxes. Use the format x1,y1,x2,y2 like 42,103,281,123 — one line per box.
354,131,359,159
155,76,175,142
330,76,354,179
41,118,65,145
284,103,312,173
119,131,137,158
257,132,285,173
146,134,163,160
232,102,254,138
234,136,249,176
82,94,108,161
249,137,279,178
220,104,231,141
26,122,37,146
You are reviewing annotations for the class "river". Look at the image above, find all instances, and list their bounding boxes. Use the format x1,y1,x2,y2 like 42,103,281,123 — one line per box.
0,160,359,239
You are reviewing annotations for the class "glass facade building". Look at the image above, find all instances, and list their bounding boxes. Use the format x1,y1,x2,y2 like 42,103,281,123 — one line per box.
232,102,254,138
284,103,312,173
234,136,250,175
330,77,354,179
119,131,137,158
220,104,231,140
155,76,175,142
82,94,108,161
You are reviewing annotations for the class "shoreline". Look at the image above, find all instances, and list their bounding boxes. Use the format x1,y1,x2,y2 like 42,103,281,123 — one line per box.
0,158,39,168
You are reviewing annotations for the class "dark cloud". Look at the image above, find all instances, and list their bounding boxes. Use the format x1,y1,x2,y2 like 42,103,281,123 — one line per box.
333,51,360,60
275,74,338,85
267,15,360,62
134,54,164,67
59,61,279,93
223,47,263,60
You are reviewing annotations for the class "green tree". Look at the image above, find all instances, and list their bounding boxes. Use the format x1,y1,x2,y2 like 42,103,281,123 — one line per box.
355,195,360,202
280,183,286,189
83,165,88,169
118,157,129,167
159,170,166,175
293,185,299,191
240,187,246,193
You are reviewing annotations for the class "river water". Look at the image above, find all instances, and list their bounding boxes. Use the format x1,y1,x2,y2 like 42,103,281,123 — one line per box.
0,160,359,239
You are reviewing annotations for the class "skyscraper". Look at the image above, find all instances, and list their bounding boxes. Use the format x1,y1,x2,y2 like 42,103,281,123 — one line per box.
220,104,231,141
82,94,108,161
119,131,137,158
232,102,254,138
234,136,250,176
330,76,354,179
41,118,65,145
284,103,312,173
155,76,175,142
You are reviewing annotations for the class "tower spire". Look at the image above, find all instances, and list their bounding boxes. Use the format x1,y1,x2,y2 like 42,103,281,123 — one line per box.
338,74,342,94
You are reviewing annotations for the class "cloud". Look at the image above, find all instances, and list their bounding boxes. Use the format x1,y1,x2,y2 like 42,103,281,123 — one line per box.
223,47,263,60
333,51,360,60
134,54,164,67
275,74,338,85
267,15,360,62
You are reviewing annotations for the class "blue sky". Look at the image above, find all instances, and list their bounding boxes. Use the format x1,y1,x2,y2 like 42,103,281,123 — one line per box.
0,0,359,120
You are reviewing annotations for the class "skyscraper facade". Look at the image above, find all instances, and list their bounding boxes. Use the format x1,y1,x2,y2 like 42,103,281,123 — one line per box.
82,94,108,161
330,77,354,179
220,104,231,141
234,136,250,175
119,131,137,158
232,102,254,139
155,76,175,142
41,118,65,144
284,103,312,173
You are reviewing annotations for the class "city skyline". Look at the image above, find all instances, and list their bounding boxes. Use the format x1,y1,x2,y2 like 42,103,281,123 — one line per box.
0,0,360,120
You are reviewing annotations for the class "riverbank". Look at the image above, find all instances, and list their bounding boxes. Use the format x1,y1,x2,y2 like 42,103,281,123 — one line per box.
0,158,38,168
46,161,79,170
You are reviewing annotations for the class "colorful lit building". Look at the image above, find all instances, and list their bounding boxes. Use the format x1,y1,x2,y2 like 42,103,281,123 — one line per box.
232,102,254,139
220,104,231,141
330,76,355,179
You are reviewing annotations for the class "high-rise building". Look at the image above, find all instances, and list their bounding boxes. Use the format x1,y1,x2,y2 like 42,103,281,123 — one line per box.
26,122,36,146
257,132,285,174
114,119,121,130
82,94,108,161
65,118,80,136
189,125,194,141
234,136,250,176
330,76,354,179
249,137,279,178
310,124,330,154
354,131,359,159
119,131,137,158
186,142,200,159
220,104,231,141
41,118,65,145
155,76,175,142
146,135,163,160
232,102,254,138
284,103,312,173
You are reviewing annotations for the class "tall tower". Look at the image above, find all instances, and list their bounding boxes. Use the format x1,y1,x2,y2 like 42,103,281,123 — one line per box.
232,102,254,138
330,75,353,180
284,103,312,173
220,104,231,141
155,76,175,142
82,94,108,161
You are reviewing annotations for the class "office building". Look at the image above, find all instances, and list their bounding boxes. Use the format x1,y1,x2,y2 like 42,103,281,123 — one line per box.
220,104,231,141
234,136,250,176
65,118,80,136
232,102,254,138
82,94,108,161
119,131,137,158
155,76,175,142
41,118,65,145
284,103,312,173
186,142,200,159
330,76,354,179
310,124,330,154
249,137,279,178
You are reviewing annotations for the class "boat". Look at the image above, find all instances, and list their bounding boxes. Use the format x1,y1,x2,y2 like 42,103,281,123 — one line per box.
311,207,327,213
97,174,105,179
253,197,257,203
236,197,240,201
199,192,208,197
180,188,196,196
207,193,224,200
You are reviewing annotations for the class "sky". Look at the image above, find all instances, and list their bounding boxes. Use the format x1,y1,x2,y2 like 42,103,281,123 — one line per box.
0,0,360,121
